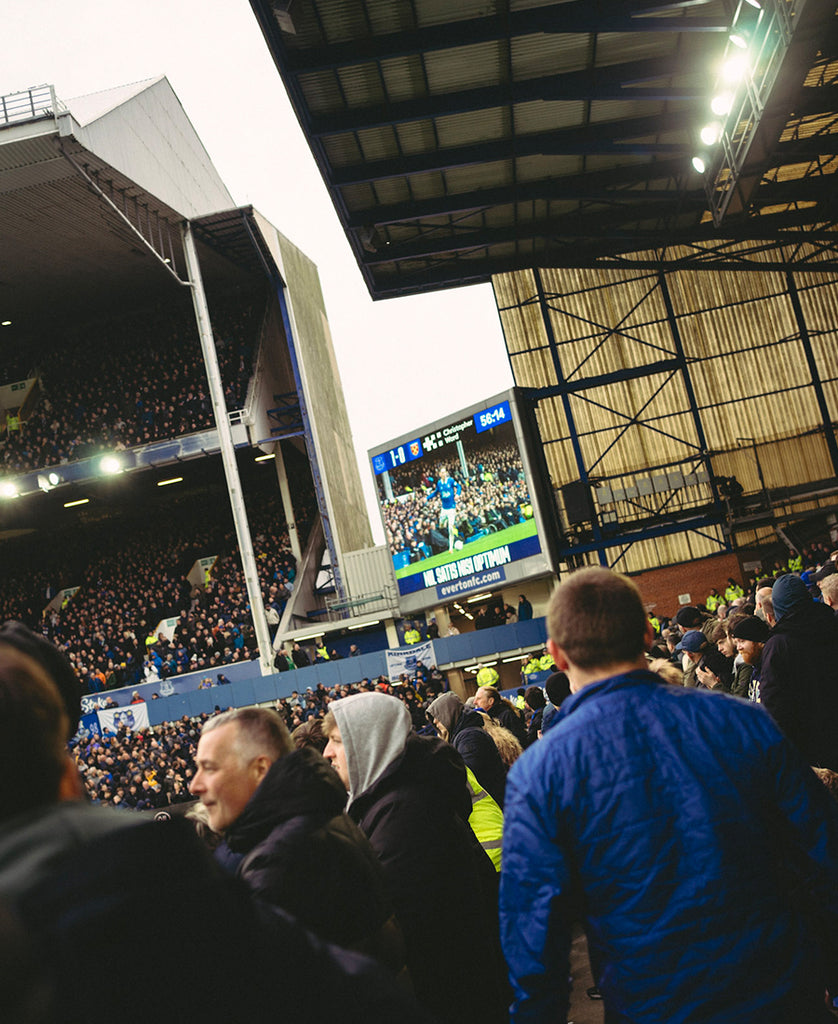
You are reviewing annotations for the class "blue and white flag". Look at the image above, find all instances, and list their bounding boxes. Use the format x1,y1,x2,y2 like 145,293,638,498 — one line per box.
98,703,150,733
386,640,436,681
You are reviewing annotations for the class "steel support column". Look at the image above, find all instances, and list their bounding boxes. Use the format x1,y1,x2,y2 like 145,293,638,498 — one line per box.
182,222,275,676
534,269,607,565
785,270,838,477
658,270,730,547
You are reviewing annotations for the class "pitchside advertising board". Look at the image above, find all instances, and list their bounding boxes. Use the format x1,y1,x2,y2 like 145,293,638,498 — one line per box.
369,389,555,615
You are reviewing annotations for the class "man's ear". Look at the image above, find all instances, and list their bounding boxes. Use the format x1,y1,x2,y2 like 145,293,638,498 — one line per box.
252,754,273,786
58,754,84,802
547,638,569,672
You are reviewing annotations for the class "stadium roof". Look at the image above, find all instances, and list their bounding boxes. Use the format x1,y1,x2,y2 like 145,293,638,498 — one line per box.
0,80,273,326
250,0,838,300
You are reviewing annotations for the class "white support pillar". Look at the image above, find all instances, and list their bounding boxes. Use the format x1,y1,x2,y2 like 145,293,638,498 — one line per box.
182,221,274,677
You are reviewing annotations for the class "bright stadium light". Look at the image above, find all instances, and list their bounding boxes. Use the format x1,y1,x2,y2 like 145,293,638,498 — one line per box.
701,122,722,146
0,481,19,498
157,476,183,487
99,455,123,475
692,155,707,173
711,92,734,116
721,54,749,84
254,453,275,463
63,498,89,508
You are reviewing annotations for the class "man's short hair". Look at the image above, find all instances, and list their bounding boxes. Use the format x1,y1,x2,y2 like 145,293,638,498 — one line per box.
821,575,838,605
201,707,293,764
476,686,501,707
0,642,69,823
547,567,648,670
674,606,704,629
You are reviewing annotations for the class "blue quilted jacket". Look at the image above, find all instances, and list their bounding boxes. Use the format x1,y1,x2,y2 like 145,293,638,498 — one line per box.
500,669,838,1023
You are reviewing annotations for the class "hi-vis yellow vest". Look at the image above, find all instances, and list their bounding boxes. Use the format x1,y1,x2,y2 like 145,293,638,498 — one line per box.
466,767,503,871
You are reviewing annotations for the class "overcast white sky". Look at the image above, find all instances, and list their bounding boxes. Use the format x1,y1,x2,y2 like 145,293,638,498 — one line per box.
4,0,514,542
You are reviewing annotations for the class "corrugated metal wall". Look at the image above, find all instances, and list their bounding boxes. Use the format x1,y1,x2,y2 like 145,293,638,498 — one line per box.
493,258,838,573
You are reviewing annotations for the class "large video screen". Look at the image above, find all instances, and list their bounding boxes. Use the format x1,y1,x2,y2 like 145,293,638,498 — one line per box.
369,390,553,612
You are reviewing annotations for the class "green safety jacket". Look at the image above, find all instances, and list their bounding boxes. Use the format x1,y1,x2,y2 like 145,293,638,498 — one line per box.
476,665,499,687
465,767,503,871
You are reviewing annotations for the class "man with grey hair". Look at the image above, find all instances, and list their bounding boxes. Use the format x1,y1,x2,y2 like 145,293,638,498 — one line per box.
190,707,401,965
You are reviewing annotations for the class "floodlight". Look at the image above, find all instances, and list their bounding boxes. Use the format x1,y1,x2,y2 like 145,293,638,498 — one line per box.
711,92,734,116
99,455,123,475
721,54,748,84
692,156,707,173
729,33,748,48
0,481,19,498
701,123,722,146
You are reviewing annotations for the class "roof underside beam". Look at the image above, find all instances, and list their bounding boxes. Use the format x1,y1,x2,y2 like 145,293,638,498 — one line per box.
329,111,701,186
283,1,727,73
308,56,703,136
347,172,837,231
366,241,838,298
360,201,838,266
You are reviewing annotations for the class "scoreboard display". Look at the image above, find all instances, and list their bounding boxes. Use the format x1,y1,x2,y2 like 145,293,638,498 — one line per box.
369,390,554,613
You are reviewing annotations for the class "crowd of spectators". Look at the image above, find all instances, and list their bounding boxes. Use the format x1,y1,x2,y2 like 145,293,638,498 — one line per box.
75,661,456,809
0,471,313,694
642,536,838,705
73,716,201,809
0,288,261,474
381,441,533,566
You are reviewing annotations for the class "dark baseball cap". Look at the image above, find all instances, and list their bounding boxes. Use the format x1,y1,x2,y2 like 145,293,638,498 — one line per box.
675,630,707,653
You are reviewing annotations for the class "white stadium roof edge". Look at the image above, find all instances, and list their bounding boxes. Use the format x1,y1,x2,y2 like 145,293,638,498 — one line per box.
0,77,280,323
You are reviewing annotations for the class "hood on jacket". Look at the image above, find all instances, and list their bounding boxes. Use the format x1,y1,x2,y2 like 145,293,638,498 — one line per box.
772,574,811,623
426,692,463,738
770,597,838,641
330,692,412,808
225,747,348,853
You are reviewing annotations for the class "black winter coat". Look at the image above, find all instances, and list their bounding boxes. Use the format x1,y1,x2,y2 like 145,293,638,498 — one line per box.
761,601,838,769
17,818,431,1024
349,734,508,1024
449,707,507,807
225,747,395,956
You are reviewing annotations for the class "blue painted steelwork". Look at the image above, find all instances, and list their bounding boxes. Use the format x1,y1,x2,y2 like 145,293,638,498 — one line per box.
533,269,607,566
517,270,730,568
657,271,729,547
785,271,838,477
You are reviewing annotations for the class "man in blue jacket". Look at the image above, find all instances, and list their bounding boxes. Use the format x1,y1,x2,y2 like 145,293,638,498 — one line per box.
500,566,838,1024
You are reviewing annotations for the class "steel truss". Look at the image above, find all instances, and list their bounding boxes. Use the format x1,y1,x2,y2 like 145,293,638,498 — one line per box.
498,263,838,572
